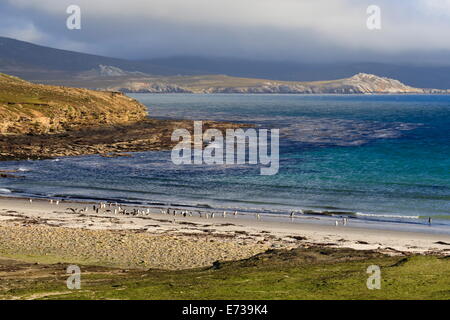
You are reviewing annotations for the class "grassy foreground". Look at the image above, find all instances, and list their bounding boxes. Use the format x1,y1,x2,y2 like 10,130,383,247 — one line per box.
0,247,449,300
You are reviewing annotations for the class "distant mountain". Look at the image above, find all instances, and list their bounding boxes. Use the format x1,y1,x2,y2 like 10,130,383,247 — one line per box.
145,56,450,89
1,36,450,89
60,71,447,94
0,37,194,80
77,65,149,78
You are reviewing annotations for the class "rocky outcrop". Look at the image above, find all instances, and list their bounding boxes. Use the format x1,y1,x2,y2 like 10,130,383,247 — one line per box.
0,119,248,160
203,83,310,94
201,73,430,94
341,73,422,93
39,64,449,94
41,69,448,95
0,73,148,135
109,81,192,93
77,65,148,78
103,73,437,94
0,73,250,160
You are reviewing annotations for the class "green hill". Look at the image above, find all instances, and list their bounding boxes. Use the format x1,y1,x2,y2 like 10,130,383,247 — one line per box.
0,73,147,135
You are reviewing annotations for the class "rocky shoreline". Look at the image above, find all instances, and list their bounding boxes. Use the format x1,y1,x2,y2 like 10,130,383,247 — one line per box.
0,119,247,161
0,73,250,161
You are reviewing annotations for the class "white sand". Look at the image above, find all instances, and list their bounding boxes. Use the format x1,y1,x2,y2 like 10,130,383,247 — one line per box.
0,196,449,258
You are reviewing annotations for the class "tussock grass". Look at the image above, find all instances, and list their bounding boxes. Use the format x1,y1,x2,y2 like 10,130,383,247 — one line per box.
0,247,448,300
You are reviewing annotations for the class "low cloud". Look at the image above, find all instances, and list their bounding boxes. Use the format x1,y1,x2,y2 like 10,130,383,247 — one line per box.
1,0,450,63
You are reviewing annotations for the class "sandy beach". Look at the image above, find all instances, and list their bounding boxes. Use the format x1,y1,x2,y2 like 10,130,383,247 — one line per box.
0,196,449,271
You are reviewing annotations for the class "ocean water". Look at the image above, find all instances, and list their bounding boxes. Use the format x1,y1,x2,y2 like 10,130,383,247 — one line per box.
0,94,449,229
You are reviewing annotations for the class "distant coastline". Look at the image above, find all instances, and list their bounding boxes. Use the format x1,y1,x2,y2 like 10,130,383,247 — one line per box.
38,70,450,95
1,37,449,95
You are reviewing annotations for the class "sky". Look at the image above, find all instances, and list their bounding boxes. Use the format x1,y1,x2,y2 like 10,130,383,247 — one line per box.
1,0,450,64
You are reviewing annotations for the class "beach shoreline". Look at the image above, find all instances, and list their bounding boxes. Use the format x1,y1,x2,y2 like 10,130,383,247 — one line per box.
0,196,448,271
1,191,448,234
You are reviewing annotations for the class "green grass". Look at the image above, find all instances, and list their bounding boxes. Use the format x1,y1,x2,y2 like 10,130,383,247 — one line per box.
1,247,448,300
0,72,147,135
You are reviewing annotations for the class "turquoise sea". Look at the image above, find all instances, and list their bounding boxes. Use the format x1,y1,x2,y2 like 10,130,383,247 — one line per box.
0,94,449,230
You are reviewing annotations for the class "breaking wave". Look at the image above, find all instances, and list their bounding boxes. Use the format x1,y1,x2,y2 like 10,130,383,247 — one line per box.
356,212,420,220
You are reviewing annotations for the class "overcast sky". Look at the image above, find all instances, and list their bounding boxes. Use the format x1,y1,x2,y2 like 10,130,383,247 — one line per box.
1,0,450,64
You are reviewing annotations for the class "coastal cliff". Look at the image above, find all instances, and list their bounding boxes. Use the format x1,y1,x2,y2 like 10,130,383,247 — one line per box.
0,73,244,160
66,68,444,94
0,73,147,135
195,73,442,94
31,62,449,94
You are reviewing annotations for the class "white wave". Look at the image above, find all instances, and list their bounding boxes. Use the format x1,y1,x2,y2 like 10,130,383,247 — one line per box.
356,212,419,219
0,188,12,193
17,167,30,172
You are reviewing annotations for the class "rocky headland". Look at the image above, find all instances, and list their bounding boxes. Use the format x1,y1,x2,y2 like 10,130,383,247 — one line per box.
74,68,449,94
0,73,244,161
